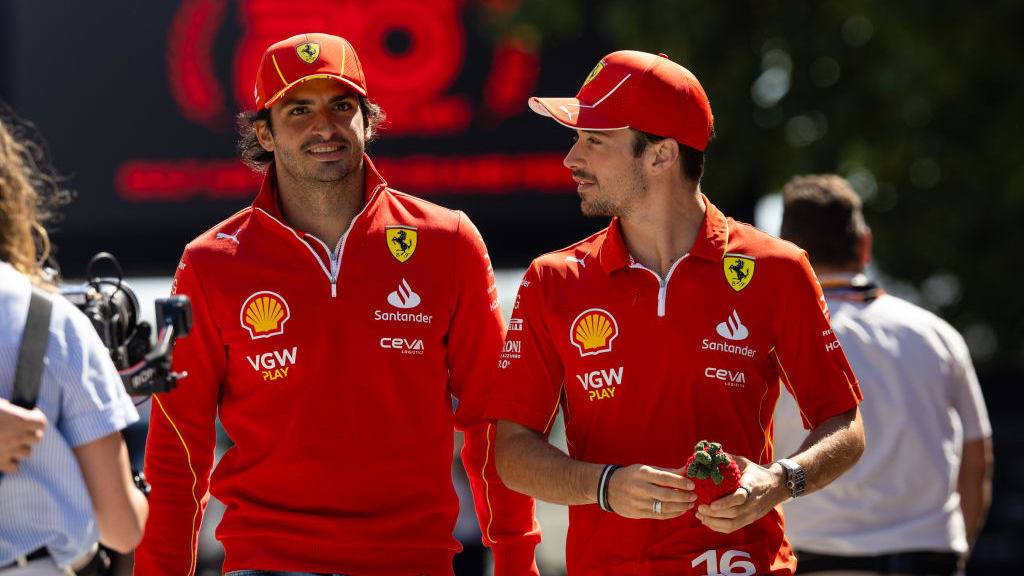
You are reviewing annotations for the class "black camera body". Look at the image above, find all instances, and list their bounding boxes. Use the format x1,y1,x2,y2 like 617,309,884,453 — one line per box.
58,253,192,396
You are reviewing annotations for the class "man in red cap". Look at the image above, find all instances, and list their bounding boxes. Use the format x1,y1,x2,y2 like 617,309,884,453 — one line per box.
487,50,866,575
135,33,540,575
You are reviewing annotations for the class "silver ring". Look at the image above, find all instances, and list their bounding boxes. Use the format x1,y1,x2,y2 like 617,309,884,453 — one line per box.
653,498,662,514
740,485,751,498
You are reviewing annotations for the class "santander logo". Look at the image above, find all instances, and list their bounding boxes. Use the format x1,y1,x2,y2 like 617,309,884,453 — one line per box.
387,278,421,309
715,310,749,341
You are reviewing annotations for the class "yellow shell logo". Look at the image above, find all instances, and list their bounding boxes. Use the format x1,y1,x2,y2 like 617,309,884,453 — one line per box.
723,254,756,292
240,291,291,339
296,41,321,64
570,308,619,356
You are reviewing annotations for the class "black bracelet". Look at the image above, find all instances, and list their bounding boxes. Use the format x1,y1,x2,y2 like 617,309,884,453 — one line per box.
597,464,621,513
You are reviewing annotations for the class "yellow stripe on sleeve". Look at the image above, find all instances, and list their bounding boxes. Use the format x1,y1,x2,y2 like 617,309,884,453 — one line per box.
542,384,564,436
482,421,496,544
153,394,202,576
771,347,813,428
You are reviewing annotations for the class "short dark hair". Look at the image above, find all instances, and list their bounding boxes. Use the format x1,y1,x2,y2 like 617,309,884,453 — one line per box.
630,129,710,183
236,95,385,172
780,174,868,269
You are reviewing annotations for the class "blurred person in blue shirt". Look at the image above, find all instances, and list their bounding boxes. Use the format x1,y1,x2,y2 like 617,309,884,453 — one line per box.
0,106,148,575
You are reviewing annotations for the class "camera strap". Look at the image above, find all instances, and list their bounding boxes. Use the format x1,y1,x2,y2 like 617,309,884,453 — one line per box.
0,287,52,485
12,288,53,410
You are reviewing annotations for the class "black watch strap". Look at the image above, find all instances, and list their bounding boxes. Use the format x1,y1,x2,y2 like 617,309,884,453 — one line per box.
775,458,806,498
132,469,151,498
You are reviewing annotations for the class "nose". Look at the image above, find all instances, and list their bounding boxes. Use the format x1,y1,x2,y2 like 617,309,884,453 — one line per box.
563,137,584,171
310,107,340,140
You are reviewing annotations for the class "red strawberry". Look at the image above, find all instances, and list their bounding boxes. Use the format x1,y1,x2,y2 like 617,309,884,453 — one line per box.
684,440,741,506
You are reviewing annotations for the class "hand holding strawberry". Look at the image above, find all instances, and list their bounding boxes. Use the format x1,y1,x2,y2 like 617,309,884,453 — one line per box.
684,440,741,506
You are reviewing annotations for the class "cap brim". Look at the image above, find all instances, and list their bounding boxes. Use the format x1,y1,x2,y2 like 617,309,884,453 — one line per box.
529,97,628,131
263,74,368,109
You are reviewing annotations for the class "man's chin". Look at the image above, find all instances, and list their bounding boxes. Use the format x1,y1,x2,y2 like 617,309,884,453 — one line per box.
581,202,616,218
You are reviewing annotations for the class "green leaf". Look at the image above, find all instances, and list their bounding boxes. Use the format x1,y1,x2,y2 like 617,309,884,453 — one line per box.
696,468,709,480
714,453,731,466
695,451,712,467
687,461,701,477
711,467,724,485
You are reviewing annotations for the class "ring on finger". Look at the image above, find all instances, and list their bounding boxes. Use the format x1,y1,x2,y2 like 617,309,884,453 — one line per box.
739,485,751,498
653,498,662,514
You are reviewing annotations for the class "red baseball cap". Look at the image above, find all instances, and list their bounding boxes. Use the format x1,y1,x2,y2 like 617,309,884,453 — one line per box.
254,33,368,110
529,50,714,151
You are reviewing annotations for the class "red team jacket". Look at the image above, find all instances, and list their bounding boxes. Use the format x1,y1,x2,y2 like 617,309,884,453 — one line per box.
135,157,540,575
487,196,862,576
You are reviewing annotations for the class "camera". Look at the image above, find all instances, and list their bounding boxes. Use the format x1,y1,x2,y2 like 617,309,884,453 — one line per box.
57,252,192,396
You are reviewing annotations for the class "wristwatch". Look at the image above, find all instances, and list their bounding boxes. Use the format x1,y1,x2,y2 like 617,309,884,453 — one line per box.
774,458,806,498
132,469,152,498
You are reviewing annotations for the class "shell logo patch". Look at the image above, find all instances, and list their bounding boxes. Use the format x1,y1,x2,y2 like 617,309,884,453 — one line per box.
296,41,320,64
584,59,606,86
570,308,619,356
723,254,755,292
240,291,291,339
386,225,418,263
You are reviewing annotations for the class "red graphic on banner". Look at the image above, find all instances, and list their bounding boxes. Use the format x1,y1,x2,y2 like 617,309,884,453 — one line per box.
141,0,564,202
116,154,571,201
166,0,536,135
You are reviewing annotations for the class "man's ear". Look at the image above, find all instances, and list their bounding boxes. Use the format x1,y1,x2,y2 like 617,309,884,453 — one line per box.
255,119,275,153
648,138,680,176
860,228,873,268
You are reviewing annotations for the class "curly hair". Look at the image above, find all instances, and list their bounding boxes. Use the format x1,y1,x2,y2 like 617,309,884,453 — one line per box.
0,103,72,284
237,95,385,172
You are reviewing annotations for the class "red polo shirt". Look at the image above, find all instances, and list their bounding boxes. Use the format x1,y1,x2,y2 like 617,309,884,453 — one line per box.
487,196,861,576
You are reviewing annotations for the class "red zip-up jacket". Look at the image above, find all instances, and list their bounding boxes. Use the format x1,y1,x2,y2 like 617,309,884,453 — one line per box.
135,157,540,575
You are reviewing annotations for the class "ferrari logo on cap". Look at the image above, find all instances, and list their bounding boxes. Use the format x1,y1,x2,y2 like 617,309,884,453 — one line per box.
723,254,755,292
583,60,606,86
386,226,418,263
570,308,619,356
296,41,320,64
241,291,291,339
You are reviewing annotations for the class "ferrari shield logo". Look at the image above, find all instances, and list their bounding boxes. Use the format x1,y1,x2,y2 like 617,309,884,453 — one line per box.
386,226,418,263
296,41,320,64
584,60,606,86
723,254,755,292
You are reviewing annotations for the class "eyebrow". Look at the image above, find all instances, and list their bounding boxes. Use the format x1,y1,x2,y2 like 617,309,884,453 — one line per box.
281,93,358,107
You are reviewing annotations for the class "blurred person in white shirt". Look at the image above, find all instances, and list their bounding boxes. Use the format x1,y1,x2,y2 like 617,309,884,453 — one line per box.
773,174,993,576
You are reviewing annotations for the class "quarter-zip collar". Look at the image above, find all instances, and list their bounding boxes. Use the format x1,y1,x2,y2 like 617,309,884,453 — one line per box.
251,154,389,297
597,193,729,275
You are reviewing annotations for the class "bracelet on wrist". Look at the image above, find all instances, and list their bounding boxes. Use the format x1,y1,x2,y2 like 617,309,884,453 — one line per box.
597,464,621,513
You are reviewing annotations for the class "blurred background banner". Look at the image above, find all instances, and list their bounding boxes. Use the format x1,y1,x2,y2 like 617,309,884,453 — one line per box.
2,0,1022,573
